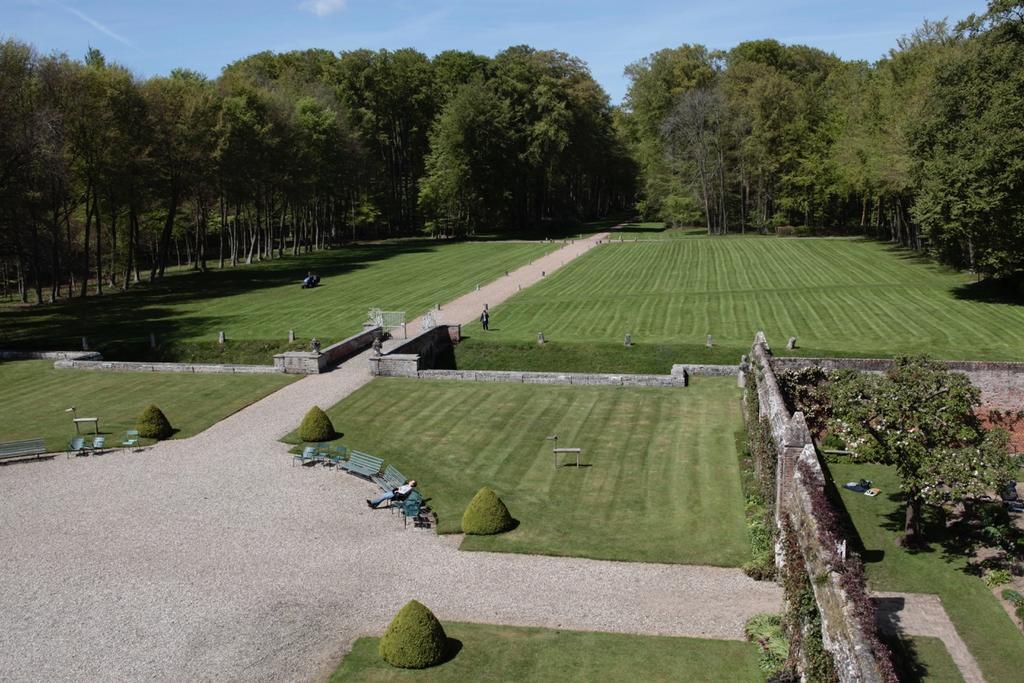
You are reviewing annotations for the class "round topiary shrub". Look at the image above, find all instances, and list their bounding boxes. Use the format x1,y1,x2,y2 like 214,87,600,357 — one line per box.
379,600,448,669
461,486,514,535
298,405,335,442
137,404,173,440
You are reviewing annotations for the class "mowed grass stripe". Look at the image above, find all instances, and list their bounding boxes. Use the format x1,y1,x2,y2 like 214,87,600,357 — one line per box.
472,237,1024,361
313,377,749,566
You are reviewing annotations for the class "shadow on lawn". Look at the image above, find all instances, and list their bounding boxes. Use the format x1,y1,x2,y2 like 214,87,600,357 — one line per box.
952,276,1024,307
0,241,440,353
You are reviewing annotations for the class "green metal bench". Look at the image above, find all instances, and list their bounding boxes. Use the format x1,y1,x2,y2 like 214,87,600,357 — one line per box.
0,438,47,462
293,446,321,467
323,444,348,469
341,450,384,479
372,464,407,492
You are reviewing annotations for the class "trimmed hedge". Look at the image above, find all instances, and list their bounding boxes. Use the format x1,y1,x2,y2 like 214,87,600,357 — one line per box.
137,404,173,440
298,405,335,442
462,486,514,535
379,600,448,669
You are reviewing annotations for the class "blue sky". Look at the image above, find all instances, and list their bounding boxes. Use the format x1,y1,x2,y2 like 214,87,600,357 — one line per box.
2,0,988,103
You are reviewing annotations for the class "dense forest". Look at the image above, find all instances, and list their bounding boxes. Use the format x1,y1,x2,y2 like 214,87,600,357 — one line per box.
626,1,1024,280
0,0,1021,302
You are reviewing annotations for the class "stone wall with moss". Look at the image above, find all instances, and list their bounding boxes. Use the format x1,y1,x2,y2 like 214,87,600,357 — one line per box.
750,331,895,683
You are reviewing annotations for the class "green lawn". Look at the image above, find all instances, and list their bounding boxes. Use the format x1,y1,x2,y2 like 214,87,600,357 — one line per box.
457,236,1024,370
885,635,963,683
331,622,763,682
0,240,548,362
0,360,294,451
291,377,750,566
829,463,1024,683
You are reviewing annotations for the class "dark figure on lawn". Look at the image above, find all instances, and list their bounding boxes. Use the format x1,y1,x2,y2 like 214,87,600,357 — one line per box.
302,272,321,288
367,480,417,508
480,307,489,331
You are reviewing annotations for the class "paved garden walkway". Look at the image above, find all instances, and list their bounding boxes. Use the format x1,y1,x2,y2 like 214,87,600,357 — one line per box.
874,592,984,683
0,230,783,681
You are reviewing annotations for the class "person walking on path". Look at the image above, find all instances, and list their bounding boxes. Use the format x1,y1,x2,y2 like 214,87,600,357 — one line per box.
480,306,490,331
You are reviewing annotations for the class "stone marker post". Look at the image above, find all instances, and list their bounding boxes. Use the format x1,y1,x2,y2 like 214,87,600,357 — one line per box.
787,336,797,350
218,330,226,344
706,334,714,348
289,330,295,343
149,333,157,349
624,333,632,347
537,331,545,345
81,336,89,351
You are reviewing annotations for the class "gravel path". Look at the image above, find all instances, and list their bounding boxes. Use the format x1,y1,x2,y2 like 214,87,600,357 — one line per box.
874,592,984,683
0,229,783,681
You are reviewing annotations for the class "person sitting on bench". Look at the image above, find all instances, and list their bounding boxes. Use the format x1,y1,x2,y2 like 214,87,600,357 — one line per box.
367,480,416,509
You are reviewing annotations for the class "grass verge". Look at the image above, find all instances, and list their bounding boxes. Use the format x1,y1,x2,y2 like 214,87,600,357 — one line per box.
330,622,763,682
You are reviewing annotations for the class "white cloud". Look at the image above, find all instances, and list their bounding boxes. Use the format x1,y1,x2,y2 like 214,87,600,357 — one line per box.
299,0,347,16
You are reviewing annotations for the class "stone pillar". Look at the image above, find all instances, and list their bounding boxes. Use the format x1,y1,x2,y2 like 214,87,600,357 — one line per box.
218,330,226,344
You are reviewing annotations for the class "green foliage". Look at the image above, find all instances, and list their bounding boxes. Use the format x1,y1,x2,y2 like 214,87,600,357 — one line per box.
461,486,514,535
298,406,335,442
1002,589,1024,627
739,384,778,581
136,404,173,440
827,356,1016,544
780,520,838,683
834,461,1024,682
744,613,789,675
983,569,1012,588
378,600,448,669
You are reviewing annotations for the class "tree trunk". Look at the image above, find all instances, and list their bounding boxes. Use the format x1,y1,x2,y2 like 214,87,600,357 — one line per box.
156,182,180,278
899,494,924,547
93,194,103,296
81,186,93,298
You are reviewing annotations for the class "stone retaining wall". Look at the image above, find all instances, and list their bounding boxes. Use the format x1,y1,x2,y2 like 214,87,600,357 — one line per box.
750,332,887,683
368,325,460,377
671,363,738,377
772,356,1024,410
1,350,102,361
274,327,381,374
55,359,282,374
417,369,685,387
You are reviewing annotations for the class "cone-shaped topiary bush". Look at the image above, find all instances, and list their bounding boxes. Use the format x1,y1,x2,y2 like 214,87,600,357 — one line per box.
298,405,335,442
137,405,173,440
379,600,448,669
461,486,514,535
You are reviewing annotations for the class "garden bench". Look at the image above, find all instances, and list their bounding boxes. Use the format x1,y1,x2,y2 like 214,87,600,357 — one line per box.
341,450,384,479
372,464,407,492
0,438,47,462
553,447,582,468
293,446,321,467
323,444,348,469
